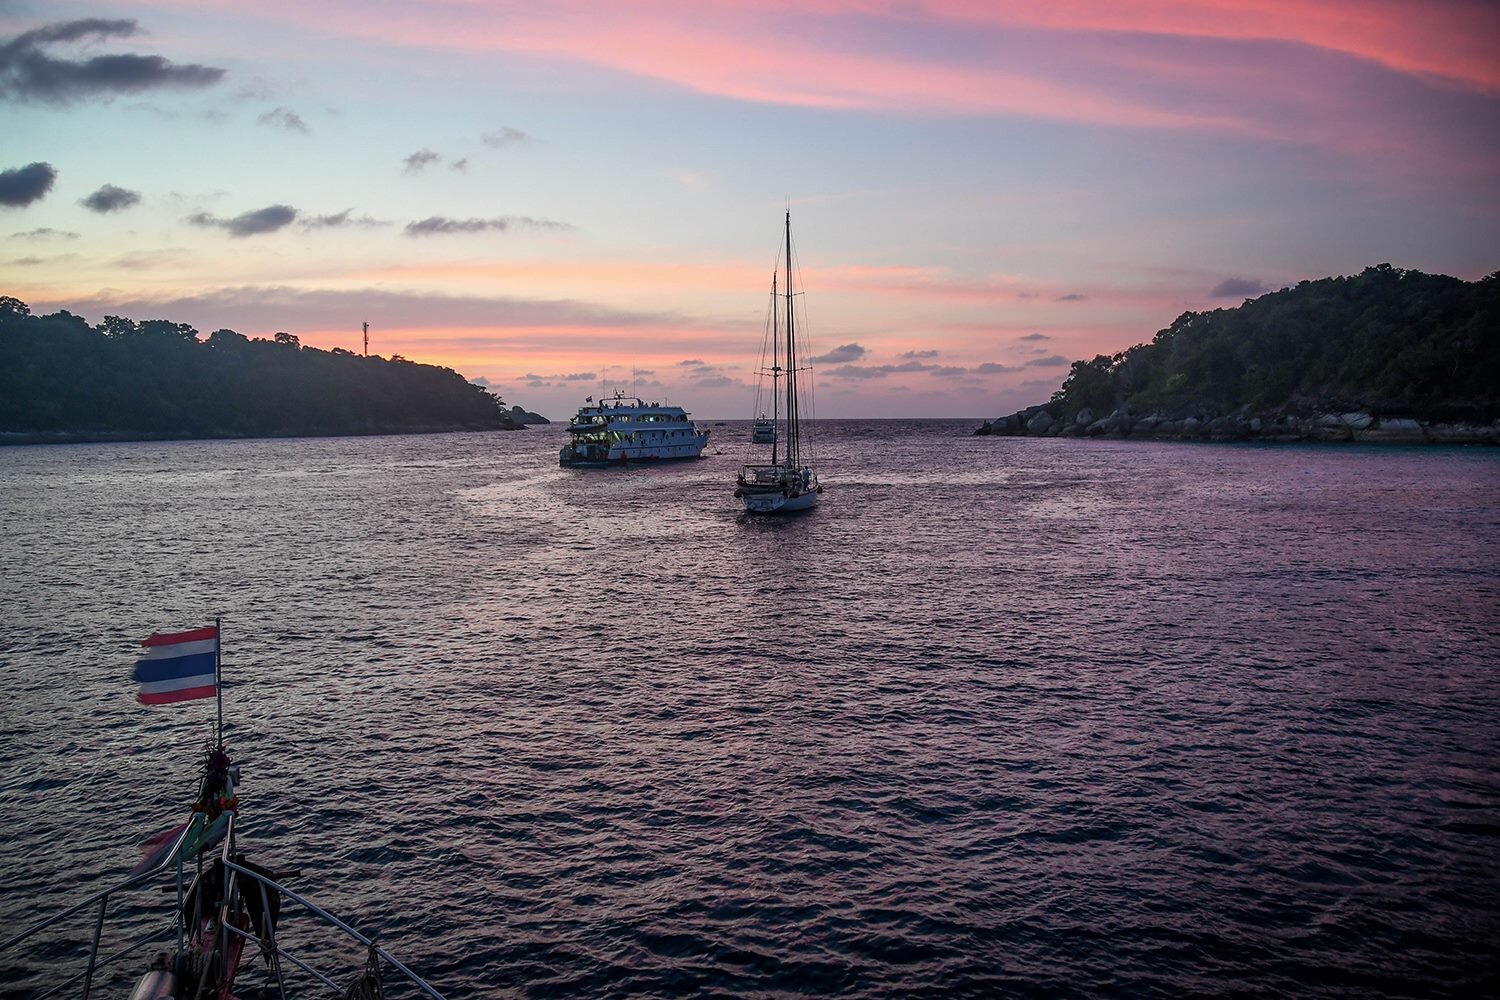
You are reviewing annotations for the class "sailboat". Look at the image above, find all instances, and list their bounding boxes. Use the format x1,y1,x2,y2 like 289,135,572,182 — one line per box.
735,211,823,513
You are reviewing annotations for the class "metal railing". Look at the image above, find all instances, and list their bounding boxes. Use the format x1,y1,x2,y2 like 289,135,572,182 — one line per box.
1,812,446,1000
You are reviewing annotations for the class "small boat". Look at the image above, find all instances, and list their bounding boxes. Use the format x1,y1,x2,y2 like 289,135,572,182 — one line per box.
735,211,822,512
559,390,711,467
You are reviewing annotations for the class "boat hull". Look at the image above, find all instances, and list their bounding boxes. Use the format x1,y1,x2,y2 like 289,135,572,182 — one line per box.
740,489,819,513
736,462,820,513
560,445,708,468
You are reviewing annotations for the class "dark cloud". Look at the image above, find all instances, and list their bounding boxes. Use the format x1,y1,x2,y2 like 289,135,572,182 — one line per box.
922,361,1017,377
824,360,937,379
12,226,78,239
678,359,704,366
450,158,469,172
257,106,308,133
524,371,597,382
302,209,385,230
693,375,735,388
1018,332,1050,341
1209,277,1269,298
402,149,440,173
81,183,141,213
0,19,225,104
1025,355,1070,367
403,215,571,236
899,349,939,359
482,127,530,147
809,342,866,364
0,161,56,206
187,204,297,237
1054,293,1088,302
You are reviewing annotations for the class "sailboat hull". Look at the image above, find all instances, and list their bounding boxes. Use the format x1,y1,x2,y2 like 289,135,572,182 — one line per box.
741,489,819,513
737,468,821,512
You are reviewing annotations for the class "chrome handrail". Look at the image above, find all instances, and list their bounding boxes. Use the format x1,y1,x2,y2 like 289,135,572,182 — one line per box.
33,924,173,1000
220,857,448,1000
3,810,446,999
0,819,198,953
221,921,345,994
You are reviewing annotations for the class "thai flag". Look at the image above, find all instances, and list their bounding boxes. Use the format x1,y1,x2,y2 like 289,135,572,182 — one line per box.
132,626,218,705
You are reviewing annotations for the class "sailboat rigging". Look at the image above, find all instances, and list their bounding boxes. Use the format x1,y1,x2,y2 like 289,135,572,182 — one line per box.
735,211,822,513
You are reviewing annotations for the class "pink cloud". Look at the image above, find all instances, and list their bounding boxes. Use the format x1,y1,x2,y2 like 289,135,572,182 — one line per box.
161,0,1498,141
932,0,1500,94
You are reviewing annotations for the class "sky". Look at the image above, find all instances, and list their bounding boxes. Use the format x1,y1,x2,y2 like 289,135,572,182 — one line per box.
3,1,1498,419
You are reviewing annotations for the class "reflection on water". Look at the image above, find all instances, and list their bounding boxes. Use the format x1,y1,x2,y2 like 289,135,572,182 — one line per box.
1,422,1497,997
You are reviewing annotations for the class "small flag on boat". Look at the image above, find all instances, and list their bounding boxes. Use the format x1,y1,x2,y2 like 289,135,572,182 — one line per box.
585,395,593,403
132,626,218,705
128,818,192,876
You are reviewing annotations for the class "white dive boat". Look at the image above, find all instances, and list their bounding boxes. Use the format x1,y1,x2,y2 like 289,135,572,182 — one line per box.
735,211,822,513
559,390,711,467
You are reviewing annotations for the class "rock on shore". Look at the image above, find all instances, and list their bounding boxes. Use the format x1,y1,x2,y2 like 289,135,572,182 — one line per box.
974,406,1499,445
509,405,550,425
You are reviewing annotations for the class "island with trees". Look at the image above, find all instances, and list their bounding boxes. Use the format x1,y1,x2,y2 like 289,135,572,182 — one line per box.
977,265,1499,444
0,297,529,445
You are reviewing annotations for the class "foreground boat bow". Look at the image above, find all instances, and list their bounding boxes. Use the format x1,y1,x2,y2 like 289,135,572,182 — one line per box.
2,745,445,1000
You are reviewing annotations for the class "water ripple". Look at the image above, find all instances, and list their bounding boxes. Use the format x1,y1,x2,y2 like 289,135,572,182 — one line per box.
1,425,1497,997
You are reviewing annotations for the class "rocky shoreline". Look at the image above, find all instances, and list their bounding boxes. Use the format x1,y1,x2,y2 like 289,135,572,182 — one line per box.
975,405,1499,445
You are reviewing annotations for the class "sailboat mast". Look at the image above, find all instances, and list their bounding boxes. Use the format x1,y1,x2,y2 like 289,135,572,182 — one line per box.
771,270,779,467
784,210,799,468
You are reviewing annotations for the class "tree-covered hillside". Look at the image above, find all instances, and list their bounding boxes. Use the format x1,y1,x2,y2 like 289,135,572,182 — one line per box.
0,297,517,442
1048,265,1499,422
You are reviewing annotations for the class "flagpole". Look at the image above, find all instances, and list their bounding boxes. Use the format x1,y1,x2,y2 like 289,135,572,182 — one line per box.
215,615,223,747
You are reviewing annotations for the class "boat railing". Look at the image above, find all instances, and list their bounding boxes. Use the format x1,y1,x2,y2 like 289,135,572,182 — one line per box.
1,812,445,1000
0,818,197,999
739,463,791,482
215,824,447,999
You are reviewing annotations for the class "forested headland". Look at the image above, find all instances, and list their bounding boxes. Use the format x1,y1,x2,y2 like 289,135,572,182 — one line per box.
978,265,1500,444
0,297,522,444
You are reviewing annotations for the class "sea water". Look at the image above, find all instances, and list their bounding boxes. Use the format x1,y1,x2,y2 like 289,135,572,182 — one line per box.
1,421,1497,997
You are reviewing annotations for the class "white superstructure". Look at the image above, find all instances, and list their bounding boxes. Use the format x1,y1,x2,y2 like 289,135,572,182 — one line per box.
559,391,711,467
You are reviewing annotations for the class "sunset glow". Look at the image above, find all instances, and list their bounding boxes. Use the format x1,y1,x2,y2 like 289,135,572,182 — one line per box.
5,0,1497,417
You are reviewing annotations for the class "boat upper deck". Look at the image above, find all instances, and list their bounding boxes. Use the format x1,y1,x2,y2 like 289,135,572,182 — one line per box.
567,394,702,433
